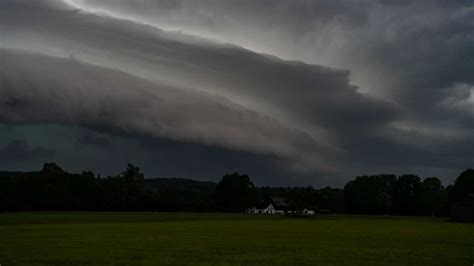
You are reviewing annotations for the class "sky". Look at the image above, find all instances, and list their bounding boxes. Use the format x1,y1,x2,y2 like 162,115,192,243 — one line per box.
1,0,474,186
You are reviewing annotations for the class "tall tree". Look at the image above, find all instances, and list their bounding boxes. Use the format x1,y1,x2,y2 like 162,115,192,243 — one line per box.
344,175,395,214
393,175,421,215
215,172,256,212
452,169,474,202
420,177,445,217
119,164,145,210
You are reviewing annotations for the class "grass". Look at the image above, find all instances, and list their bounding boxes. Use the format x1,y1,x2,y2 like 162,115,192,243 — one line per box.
1,213,473,265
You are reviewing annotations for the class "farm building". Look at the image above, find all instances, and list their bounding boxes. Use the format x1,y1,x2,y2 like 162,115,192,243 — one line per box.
269,197,290,210
247,197,315,216
247,197,289,215
247,204,285,215
450,194,474,222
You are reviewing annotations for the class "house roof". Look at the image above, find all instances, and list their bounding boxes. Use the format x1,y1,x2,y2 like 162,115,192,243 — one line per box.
270,197,289,207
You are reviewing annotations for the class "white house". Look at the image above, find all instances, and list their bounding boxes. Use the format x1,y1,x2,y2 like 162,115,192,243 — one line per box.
247,197,315,216
247,204,284,215
264,204,275,214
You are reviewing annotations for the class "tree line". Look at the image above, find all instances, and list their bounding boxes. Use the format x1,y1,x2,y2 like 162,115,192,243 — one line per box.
344,170,474,216
1,163,473,216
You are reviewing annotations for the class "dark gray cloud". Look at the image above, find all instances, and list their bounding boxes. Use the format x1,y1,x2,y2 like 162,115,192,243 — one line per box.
60,0,474,129
1,0,473,185
77,133,113,149
0,140,55,165
0,49,338,174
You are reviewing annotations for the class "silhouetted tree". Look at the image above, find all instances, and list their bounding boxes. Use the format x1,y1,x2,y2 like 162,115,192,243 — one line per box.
0,173,13,212
317,187,345,212
42,162,65,175
393,175,421,215
420,177,445,216
452,169,474,202
344,175,395,214
2,162,473,216
215,172,256,212
376,191,392,215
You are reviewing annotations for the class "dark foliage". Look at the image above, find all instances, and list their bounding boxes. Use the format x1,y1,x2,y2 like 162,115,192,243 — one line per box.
1,162,473,217
451,169,474,203
0,163,216,212
215,172,257,212
344,175,396,214
144,178,216,212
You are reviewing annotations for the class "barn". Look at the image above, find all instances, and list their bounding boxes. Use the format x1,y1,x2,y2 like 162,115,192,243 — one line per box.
246,197,289,215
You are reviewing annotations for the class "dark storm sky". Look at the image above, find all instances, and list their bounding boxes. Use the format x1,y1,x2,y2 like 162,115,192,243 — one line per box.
1,0,474,186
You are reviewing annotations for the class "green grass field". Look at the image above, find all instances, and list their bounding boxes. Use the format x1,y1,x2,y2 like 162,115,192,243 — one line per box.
1,213,473,265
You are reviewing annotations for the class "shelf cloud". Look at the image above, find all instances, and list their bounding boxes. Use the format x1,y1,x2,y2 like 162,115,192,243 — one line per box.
1,0,473,185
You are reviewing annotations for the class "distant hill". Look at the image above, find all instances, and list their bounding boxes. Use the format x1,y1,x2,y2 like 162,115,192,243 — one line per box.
1,170,216,193
0,171,36,177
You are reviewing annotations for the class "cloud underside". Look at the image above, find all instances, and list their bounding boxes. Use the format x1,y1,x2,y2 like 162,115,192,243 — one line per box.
1,0,474,183
0,140,55,165
1,49,334,171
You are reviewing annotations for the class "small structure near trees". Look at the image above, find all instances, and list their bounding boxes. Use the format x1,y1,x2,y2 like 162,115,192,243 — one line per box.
246,197,315,216
450,194,474,222
247,204,284,215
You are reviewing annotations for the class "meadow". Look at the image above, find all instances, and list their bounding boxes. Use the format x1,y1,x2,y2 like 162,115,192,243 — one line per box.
1,212,473,265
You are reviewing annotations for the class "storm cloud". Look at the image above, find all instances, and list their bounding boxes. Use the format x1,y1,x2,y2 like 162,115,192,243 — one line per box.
0,140,55,166
1,0,473,185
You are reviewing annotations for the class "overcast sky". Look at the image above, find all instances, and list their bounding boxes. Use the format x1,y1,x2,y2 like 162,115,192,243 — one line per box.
1,0,474,186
